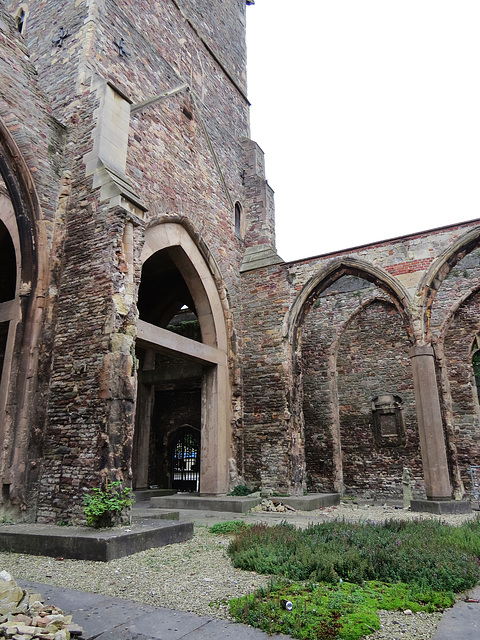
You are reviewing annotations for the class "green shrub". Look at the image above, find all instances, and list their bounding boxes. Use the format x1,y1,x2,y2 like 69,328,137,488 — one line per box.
209,520,248,535
83,480,134,528
227,518,480,592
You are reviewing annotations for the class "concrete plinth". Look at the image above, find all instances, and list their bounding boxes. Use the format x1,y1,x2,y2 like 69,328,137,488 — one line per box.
410,500,472,515
149,493,340,512
277,493,339,511
0,519,193,562
150,494,262,512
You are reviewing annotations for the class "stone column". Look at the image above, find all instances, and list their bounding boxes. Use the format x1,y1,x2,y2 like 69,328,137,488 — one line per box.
409,345,451,500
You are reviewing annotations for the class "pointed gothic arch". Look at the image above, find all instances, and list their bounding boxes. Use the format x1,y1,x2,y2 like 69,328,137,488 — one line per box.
0,116,47,512
419,225,480,343
284,257,413,346
133,221,231,495
295,262,415,496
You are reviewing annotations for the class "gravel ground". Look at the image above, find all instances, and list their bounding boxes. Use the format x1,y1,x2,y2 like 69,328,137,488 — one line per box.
0,502,478,640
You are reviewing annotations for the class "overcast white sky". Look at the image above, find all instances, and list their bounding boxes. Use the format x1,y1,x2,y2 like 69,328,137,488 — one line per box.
246,1,480,262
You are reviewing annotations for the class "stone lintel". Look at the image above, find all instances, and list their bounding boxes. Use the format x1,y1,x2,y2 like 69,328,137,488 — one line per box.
137,320,224,365
410,499,472,515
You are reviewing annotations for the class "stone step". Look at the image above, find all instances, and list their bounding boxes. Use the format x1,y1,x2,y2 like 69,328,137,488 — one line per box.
134,489,176,503
131,508,179,521
150,494,262,513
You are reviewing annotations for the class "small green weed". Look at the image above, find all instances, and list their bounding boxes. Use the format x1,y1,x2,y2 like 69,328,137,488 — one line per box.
229,485,256,496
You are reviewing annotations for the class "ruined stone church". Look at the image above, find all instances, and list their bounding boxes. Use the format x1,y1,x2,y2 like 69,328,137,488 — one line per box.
0,0,479,523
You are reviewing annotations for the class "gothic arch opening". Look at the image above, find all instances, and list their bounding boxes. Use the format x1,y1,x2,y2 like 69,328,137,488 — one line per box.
0,214,18,413
0,143,41,512
133,222,230,495
287,260,413,496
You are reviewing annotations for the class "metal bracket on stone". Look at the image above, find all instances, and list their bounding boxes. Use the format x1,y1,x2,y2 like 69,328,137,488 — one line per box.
114,37,131,57
52,27,70,47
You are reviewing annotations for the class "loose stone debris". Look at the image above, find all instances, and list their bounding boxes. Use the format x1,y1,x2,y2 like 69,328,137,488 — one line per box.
251,498,296,513
0,571,83,639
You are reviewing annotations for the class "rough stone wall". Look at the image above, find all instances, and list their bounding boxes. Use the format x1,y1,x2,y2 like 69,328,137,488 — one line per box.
175,0,248,92
241,222,480,497
2,0,254,520
0,5,69,516
301,277,378,492
7,0,91,121
240,263,293,491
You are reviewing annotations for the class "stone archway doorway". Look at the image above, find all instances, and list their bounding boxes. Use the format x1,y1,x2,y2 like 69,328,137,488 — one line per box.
132,223,230,495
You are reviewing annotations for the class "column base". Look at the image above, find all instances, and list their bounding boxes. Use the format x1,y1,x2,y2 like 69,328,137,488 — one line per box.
410,499,471,515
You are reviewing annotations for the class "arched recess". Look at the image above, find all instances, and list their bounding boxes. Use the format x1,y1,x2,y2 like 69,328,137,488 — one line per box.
285,258,413,496
435,285,480,497
335,298,420,497
419,226,480,343
133,222,230,495
0,116,46,511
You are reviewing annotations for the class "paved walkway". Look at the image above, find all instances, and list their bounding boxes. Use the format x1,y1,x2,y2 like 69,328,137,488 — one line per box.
432,585,480,640
19,580,291,640
18,579,480,640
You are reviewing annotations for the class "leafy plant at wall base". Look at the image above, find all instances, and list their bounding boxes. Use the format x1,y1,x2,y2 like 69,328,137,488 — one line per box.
84,480,134,528
229,485,255,496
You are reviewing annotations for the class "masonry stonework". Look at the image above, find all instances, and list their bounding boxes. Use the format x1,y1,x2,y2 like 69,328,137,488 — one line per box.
0,0,479,523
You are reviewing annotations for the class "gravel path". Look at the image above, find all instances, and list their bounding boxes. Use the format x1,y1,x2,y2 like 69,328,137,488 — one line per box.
0,502,477,640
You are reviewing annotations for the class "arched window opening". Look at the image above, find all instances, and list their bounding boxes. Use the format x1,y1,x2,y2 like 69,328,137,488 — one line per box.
15,8,26,34
472,336,480,405
134,223,230,496
234,201,242,239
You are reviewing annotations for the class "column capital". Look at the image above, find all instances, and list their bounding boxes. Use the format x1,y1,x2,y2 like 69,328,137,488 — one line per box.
409,345,434,358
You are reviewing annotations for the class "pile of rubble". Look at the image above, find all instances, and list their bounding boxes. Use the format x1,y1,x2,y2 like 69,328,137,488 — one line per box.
251,498,296,513
0,571,83,640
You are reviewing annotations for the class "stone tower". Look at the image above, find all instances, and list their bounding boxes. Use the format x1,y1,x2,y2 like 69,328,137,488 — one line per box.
0,0,280,523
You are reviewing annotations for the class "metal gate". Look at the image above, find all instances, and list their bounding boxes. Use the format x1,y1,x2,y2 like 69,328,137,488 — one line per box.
171,428,200,492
